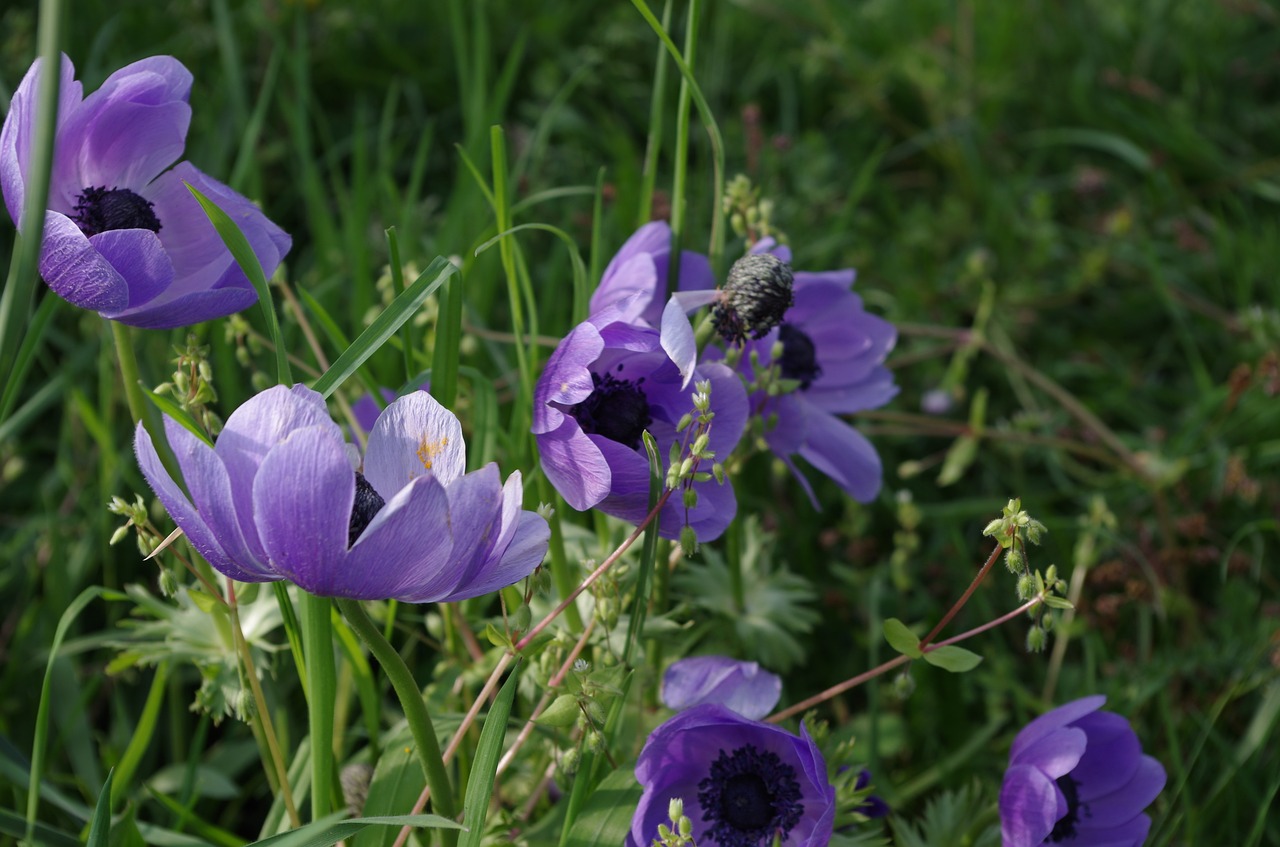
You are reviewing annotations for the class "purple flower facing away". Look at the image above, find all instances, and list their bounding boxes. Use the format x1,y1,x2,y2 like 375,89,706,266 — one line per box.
589,220,715,327
851,769,889,820
1000,695,1166,846
731,240,898,506
532,302,748,541
135,384,548,601
661,656,782,721
629,704,835,847
1,55,290,329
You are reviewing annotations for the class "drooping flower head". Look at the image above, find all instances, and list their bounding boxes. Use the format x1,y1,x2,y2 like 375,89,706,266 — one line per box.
533,300,748,542
662,656,782,721
2,55,290,328
629,704,835,847
1000,695,1166,846
589,220,715,327
728,241,897,505
135,385,548,601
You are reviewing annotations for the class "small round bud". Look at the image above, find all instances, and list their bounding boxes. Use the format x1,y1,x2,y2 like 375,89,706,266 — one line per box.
680,525,699,557
561,747,581,776
682,488,699,509
892,669,915,699
159,568,180,598
1026,625,1047,652
1015,573,1034,601
668,798,684,822
678,815,693,839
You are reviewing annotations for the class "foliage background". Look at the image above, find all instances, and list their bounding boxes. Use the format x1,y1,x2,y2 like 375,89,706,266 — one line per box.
1,0,1277,844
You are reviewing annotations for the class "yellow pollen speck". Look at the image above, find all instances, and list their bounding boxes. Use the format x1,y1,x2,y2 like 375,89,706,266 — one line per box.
416,433,449,471
560,381,570,393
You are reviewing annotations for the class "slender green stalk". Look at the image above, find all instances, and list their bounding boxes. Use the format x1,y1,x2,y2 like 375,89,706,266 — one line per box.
300,593,336,820
490,127,533,432
109,660,171,806
667,0,697,289
229,582,301,827
535,476,584,633
636,0,674,226
110,322,151,426
336,598,458,844
0,0,62,400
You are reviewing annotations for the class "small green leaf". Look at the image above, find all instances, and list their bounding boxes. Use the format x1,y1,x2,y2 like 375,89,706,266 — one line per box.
562,769,643,847
922,646,984,673
484,622,514,650
883,618,923,659
534,695,582,728
1042,596,1075,610
143,388,214,447
937,434,978,487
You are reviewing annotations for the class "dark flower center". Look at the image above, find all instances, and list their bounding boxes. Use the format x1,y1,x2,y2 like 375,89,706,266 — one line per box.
777,324,821,389
72,186,162,237
568,369,652,450
713,253,795,345
1047,774,1088,842
348,472,386,547
697,744,804,847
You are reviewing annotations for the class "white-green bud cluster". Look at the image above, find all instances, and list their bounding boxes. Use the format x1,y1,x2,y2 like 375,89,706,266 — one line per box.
652,796,698,847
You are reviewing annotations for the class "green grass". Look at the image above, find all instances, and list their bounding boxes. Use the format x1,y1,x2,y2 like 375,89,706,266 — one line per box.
1,0,1278,844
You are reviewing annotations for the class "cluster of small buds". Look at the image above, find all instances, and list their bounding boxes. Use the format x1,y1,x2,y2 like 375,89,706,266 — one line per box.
153,334,223,436
982,499,1071,652
223,314,271,391
651,797,698,847
108,493,164,558
723,173,783,247
670,380,726,555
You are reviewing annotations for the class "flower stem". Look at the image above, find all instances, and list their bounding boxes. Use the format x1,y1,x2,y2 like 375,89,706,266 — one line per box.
110,321,150,425
300,592,335,820
918,542,1001,650
228,581,300,827
336,598,457,840
514,487,675,652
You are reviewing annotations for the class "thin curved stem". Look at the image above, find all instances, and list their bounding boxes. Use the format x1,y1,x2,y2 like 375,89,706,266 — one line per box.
336,598,457,842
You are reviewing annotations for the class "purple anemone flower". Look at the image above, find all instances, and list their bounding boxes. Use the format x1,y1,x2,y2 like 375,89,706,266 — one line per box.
629,704,835,847
851,769,889,820
730,241,897,505
588,220,715,326
1000,695,1166,846
134,384,548,601
2,55,290,329
532,301,748,541
661,656,782,721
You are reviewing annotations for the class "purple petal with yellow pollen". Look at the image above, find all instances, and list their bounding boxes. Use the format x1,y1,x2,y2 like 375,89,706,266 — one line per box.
364,390,466,494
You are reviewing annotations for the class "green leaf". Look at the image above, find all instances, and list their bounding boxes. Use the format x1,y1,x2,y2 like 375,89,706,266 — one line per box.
247,813,462,847
459,663,521,847
1041,595,1075,610
883,618,923,658
143,388,214,447
185,181,291,385
562,769,642,847
311,256,457,398
937,434,978,487
534,695,581,728
352,728,427,847
86,769,113,847
922,646,984,673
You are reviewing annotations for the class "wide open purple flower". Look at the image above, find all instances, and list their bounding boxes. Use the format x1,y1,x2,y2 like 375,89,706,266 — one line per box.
1000,695,1166,846
135,384,548,601
588,220,715,327
533,301,748,541
661,656,782,721
2,55,290,328
731,241,897,505
629,704,835,847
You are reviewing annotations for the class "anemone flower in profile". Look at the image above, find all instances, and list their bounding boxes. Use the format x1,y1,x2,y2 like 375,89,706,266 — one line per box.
1000,695,1166,847
629,704,835,847
135,384,548,601
588,220,715,326
532,299,748,542
2,54,290,328
661,656,782,721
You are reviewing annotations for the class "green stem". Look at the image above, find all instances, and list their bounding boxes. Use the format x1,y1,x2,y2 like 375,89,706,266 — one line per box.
110,322,150,425
336,598,457,839
301,593,335,820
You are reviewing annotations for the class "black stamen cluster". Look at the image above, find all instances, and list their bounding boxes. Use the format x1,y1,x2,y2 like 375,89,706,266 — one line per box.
72,186,162,237
348,472,386,547
1049,775,1088,842
697,743,804,847
713,253,795,345
569,371,653,450
777,324,822,389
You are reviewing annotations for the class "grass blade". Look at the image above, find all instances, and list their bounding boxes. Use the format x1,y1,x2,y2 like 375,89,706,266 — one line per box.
311,256,457,399
86,769,114,847
459,662,521,847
